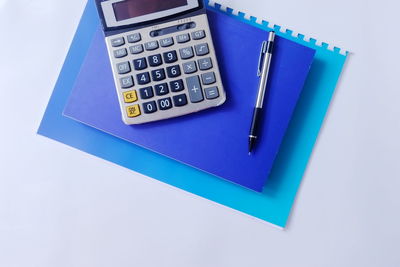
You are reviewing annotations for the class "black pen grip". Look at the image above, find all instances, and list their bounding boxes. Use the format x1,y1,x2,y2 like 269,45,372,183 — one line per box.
249,107,263,137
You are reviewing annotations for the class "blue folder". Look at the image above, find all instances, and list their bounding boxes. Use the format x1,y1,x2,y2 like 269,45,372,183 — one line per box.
38,0,348,227
63,8,315,192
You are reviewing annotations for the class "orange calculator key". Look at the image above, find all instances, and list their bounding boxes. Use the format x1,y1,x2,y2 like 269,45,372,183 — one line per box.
126,104,141,117
123,90,138,103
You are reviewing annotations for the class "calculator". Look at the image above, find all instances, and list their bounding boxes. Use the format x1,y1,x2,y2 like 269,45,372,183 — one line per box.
95,0,226,124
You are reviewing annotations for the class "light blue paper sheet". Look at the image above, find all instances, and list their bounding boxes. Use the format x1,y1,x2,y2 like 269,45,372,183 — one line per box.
38,0,347,228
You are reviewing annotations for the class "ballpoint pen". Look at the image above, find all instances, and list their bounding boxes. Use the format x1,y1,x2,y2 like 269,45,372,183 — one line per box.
248,31,275,154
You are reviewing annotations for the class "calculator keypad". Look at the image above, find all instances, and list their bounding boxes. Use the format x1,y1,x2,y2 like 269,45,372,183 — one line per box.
107,14,225,124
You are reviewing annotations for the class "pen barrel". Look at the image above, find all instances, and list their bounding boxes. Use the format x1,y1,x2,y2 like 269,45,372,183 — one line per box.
256,52,273,108
249,107,263,137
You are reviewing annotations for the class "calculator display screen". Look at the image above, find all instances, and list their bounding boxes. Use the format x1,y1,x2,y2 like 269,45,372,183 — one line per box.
113,0,188,21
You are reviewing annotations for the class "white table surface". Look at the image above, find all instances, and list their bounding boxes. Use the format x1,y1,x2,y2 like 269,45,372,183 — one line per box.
1,0,400,266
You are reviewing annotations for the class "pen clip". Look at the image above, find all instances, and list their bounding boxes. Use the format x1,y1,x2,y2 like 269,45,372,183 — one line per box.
257,41,268,77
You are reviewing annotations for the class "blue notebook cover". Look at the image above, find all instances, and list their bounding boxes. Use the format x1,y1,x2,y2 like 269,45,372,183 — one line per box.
63,8,315,192
38,0,348,227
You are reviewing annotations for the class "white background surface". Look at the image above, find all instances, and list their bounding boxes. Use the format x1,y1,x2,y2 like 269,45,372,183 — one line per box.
1,0,400,266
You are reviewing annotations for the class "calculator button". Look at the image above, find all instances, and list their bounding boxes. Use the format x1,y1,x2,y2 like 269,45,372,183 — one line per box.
111,37,125,47
205,87,220,100
166,65,181,78
126,104,141,117
117,61,131,74
173,94,188,107
143,101,157,114
198,57,213,70
186,76,204,103
129,44,144,54
160,37,174,47
139,86,154,99
145,41,159,51
195,43,209,56
120,76,134,88
151,69,166,81
176,33,190,43
158,97,173,110
133,57,147,70
137,72,151,85
114,48,127,58
201,72,216,85
178,23,193,31
148,54,163,67
123,90,138,103
155,83,169,96
170,79,184,92
163,51,178,63
127,33,141,43
179,47,194,59
183,61,197,74
192,30,206,40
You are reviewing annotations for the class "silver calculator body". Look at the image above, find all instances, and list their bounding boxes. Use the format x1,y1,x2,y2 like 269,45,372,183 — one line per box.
95,0,226,124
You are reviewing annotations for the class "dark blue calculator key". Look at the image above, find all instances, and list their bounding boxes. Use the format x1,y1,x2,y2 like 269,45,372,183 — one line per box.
173,94,188,107
133,57,147,70
169,79,184,92
186,75,204,103
137,72,151,85
117,61,131,74
114,48,127,58
111,37,125,47
148,54,162,67
145,41,159,51
151,68,166,81
163,51,178,63
143,101,157,114
158,97,173,110
139,86,154,99
154,83,169,96
166,65,181,78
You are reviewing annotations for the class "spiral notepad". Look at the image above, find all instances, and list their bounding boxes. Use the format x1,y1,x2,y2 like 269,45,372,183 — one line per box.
38,0,348,227
63,5,315,192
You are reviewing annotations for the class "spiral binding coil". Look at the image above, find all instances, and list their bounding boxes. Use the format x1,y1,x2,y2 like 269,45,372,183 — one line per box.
206,0,348,56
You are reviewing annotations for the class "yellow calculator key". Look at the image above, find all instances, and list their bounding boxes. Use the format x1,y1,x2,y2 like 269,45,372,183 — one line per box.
126,104,141,118
123,90,138,103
